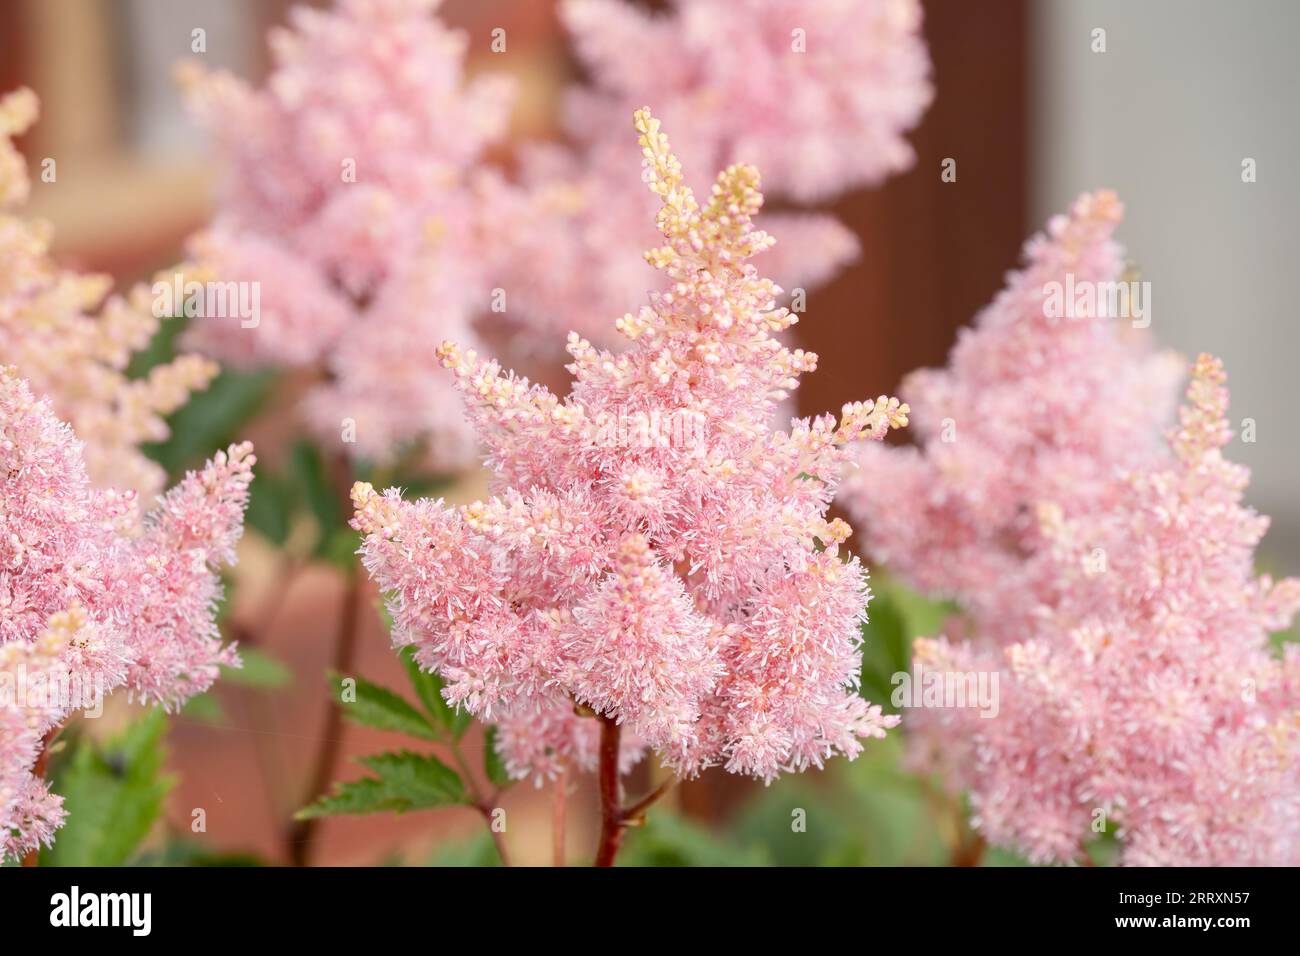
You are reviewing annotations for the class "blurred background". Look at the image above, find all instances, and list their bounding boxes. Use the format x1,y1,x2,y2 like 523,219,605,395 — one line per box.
3,0,1296,865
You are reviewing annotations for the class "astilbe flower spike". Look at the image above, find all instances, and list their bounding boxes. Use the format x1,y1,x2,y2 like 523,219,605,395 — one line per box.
177,0,512,468
489,0,933,341
843,191,1185,646
351,109,909,786
841,194,1299,865
563,0,932,201
912,357,1300,865
0,368,254,861
180,0,930,465
0,89,218,497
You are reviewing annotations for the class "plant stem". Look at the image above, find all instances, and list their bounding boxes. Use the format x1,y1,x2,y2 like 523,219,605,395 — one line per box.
594,714,625,867
621,777,674,822
21,723,63,867
448,736,511,867
286,563,361,866
591,714,680,867
952,832,986,867
476,802,512,868
552,764,568,867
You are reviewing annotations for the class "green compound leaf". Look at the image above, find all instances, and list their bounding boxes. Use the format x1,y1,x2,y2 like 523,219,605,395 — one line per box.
332,672,438,741
296,751,466,819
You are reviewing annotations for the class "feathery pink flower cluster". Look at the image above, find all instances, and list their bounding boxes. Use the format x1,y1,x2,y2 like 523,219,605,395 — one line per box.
846,191,1184,645
178,0,512,465
490,0,931,341
843,195,1300,864
913,357,1300,865
0,368,254,861
182,0,930,466
0,89,217,497
564,0,932,201
350,110,909,783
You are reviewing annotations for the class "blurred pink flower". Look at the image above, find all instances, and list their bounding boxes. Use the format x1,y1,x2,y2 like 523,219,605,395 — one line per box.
0,369,254,861
351,110,908,783
563,0,933,201
844,191,1184,645
178,0,512,469
181,0,930,466
911,357,1300,865
490,0,931,341
0,89,218,498
840,191,1298,865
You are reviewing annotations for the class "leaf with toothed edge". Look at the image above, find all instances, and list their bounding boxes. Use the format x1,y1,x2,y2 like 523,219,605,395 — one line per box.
295,751,466,818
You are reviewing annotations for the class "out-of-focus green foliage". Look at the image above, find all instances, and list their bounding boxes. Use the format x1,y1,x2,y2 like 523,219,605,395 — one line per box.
42,709,174,866
426,832,503,868
620,811,769,866
223,648,294,689
147,369,276,478
483,726,511,790
182,647,293,724
131,840,267,867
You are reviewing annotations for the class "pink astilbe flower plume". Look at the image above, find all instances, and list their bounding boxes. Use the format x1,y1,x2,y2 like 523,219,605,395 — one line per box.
912,357,1300,866
491,0,932,341
844,191,1184,646
840,192,1298,865
180,0,931,463
0,368,254,861
0,89,218,497
351,109,908,783
563,0,932,201
177,0,512,468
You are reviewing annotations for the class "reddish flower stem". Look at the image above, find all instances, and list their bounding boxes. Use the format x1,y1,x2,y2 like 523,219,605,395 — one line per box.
21,723,63,867
286,563,362,865
592,714,676,867
622,778,674,822
286,449,364,865
447,737,511,867
594,714,625,867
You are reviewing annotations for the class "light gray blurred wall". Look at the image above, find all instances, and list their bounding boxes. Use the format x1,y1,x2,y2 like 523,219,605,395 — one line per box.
1033,0,1300,571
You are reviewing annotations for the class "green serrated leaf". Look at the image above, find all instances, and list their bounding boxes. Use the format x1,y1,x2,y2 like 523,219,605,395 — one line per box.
483,726,511,789
43,709,175,866
296,750,466,819
399,646,471,739
333,672,438,740
221,648,293,689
